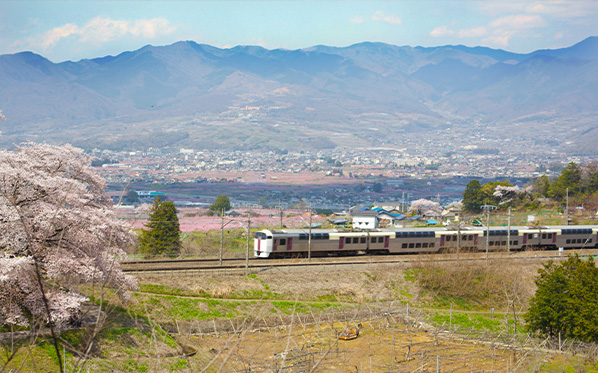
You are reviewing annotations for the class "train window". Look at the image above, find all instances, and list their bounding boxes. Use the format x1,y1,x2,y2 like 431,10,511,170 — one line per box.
323,233,329,239
430,243,435,248
566,239,571,244
578,239,583,244
489,241,494,246
280,239,287,246
353,237,359,244
360,237,366,244
255,232,267,239
416,232,422,237
416,243,421,248
589,239,593,243
514,240,518,245
542,234,546,239
402,243,407,248
408,243,414,248
299,234,307,240
468,235,473,241
423,243,429,248
502,241,507,246
345,237,351,244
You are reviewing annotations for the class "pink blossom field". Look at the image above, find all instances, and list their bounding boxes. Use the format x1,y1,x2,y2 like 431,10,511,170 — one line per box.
124,208,327,232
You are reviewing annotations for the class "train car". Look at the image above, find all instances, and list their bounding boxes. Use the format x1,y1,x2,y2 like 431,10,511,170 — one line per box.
552,225,598,249
254,225,598,258
382,227,442,253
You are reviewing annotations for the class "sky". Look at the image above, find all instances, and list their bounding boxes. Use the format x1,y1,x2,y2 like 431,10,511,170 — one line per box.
0,0,596,63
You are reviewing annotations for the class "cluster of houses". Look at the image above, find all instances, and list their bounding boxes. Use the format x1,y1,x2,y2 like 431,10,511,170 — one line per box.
338,203,463,230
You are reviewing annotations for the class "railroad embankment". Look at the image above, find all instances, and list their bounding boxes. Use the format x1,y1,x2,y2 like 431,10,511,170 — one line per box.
6,253,597,371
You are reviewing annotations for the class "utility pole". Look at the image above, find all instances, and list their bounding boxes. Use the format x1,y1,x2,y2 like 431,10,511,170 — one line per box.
220,208,224,266
308,205,312,262
279,204,283,229
566,187,569,225
246,206,251,274
507,207,512,254
482,203,497,262
457,222,461,258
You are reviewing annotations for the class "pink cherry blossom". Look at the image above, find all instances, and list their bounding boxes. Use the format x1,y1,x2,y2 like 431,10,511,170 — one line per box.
408,198,442,217
0,143,137,327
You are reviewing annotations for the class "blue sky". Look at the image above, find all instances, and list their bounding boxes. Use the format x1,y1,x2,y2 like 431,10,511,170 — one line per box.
1,1,596,62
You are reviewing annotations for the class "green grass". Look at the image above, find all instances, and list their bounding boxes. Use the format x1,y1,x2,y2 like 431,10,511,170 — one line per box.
133,294,244,321
271,301,340,315
431,295,478,311
403,268,419,282
430,312,503,332
139,283,210,298
170,358,190,371
540,358,598,372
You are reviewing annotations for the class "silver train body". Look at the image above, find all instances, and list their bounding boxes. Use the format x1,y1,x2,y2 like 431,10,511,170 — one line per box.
253,225,598,258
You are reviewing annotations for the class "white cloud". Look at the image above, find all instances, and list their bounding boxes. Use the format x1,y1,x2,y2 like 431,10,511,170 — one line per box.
371,11,402,26
430,13,547,47
350,11,402,26
429,25,454,37
22,17,176,51
479,0,598,19
489,14,547,30
41,23,79,48
349,15,366,24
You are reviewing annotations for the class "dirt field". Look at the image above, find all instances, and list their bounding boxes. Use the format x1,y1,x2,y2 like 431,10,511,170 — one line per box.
128,258,592,371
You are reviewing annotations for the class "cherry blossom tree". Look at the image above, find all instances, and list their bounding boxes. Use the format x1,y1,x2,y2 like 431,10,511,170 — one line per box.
0,143,137,369
493,185,521,205
408,198,442,217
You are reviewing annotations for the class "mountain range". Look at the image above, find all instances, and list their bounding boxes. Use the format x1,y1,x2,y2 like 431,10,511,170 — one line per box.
0,37,597,153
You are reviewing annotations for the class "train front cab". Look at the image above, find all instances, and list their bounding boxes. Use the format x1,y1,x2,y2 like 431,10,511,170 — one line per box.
254,230,274,258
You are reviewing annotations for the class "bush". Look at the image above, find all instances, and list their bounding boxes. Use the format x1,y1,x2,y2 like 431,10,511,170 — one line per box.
524,254,598,342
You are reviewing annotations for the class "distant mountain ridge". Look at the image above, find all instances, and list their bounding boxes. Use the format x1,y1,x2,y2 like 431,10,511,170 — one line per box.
0,37,597,153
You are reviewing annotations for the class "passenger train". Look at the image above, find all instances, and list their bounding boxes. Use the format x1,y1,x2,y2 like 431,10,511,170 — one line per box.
253,225,598,258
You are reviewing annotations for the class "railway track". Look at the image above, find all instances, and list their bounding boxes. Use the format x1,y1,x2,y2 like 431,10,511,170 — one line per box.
121,249,598,273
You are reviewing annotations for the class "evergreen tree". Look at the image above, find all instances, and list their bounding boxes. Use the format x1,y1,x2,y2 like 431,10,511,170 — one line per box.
139,198,181,256
462,179,482,212
533,175,551,198
549,162,582,201
524,254,598,342
210,195,231,212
